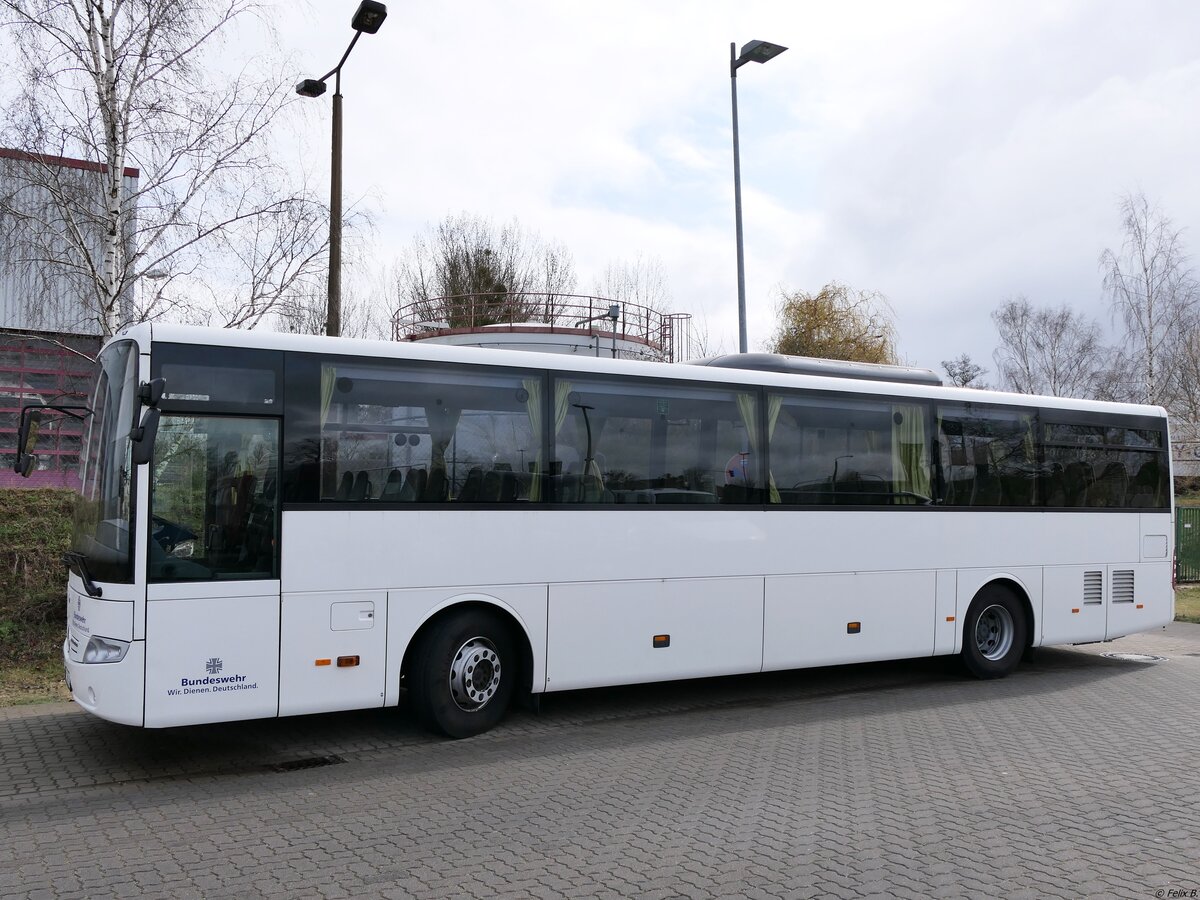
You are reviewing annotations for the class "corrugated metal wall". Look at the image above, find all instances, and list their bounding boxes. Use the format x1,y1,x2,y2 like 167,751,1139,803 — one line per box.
0,151,138,335
0,331,100,490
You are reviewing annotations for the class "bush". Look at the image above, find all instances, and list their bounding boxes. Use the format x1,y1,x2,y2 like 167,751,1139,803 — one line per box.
0,489,75,666
1175,476,1200,505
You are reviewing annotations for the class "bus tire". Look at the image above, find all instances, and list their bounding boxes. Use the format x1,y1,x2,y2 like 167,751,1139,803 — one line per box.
410,608,516,738
961,585,1027,679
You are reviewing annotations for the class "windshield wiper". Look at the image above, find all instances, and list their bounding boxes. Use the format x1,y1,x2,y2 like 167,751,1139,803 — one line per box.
63,551,103,598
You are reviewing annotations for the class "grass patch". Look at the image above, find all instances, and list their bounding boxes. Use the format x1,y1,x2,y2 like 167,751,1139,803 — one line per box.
0,659,70,706
1175,584,1200,624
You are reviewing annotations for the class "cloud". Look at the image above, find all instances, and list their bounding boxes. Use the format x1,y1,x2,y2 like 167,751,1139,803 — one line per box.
275,0,1200,369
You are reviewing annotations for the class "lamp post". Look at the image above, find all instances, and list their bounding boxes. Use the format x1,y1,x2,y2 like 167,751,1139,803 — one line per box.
730,39,786,354
296,1,388,337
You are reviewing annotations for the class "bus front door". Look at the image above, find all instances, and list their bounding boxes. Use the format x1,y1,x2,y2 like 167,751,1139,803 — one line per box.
143,415,283,727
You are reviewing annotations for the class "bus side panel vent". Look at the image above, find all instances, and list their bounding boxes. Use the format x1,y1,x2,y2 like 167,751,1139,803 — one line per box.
1083,570,1103,605
1111,570,1135,604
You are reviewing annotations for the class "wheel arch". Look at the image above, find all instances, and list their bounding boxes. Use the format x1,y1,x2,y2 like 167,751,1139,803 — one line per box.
970,576,1035,652
400,595,536,698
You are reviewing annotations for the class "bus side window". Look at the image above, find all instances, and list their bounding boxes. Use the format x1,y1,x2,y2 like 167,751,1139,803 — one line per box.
772,393,931,506
937,405,1038,508
550,376,755,505
286,356,542,504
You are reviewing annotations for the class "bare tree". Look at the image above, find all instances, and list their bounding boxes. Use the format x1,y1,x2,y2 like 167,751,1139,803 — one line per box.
768,282,898,364
1170,325,1200,423
275,282,384,340
1100,192,1199,406
276,257,389,340
395,213,577,328
686,313,726,360
991,296,1110,398
593,255,671,312
941,353,989,389
0,0,329,336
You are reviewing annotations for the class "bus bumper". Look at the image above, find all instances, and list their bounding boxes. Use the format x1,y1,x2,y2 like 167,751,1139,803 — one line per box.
63,639,146,726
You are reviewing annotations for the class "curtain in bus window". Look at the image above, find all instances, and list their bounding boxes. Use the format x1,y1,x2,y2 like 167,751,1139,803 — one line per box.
734,394,778,503
548,380,574,498
890,403,931,503
320,365,336,427
424,401,461,501
766,394,781,503
523,378,544,501
319,365,339,499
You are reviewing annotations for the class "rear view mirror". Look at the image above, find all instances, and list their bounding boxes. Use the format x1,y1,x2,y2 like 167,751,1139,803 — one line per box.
12,403,93,477
14,407,44,476
131,407,160,465
138,377,166,407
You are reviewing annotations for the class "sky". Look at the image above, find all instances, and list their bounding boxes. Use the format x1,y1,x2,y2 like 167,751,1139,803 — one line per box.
272,0,1200,374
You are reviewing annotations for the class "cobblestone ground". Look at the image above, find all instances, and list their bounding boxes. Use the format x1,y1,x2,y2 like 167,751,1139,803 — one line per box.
2,624,1199,899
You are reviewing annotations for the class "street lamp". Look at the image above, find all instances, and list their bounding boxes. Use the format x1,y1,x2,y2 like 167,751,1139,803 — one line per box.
296,1,388,338
730,38,786,354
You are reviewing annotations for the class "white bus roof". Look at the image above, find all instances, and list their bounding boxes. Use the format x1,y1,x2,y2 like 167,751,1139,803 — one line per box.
119,322,1168,421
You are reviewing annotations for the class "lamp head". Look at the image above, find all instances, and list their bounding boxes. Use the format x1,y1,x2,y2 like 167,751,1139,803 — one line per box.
738,40,788,64
295,78,328,98
351,1,387,34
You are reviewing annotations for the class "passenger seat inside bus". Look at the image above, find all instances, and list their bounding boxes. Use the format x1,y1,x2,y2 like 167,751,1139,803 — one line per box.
401,467,426,501
380,468,404,501
458,467,483,501
1091,461,1128,507
423,467,448,502
350,471,372,501
1042,462,1066,507
943,465,975,505
1063,461,1092,506
1129,462,1160,507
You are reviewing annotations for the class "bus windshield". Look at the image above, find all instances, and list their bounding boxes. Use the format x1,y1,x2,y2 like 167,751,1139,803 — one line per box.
72,340,138,583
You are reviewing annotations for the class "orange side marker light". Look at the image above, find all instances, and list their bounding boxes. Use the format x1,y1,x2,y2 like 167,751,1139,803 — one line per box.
315,658,332,667
337,655,360,668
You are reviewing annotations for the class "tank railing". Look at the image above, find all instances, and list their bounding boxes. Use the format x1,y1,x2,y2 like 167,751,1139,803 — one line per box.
392,293,685,360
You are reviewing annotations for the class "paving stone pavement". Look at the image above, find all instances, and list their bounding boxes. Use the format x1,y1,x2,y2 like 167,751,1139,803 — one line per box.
2,624,1199,899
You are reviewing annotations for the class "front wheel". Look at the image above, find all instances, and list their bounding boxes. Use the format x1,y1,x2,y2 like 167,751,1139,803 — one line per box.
961,586,1027,679
409,609,517,738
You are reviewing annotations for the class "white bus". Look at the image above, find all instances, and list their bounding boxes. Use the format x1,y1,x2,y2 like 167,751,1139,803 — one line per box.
16,324,1174,737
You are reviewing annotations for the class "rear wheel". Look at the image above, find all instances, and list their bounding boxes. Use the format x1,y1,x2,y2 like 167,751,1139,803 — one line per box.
961,586,1027,679
409,608,517,738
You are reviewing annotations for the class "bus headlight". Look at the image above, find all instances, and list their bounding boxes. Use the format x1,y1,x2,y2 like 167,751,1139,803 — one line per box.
82,635,129,664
